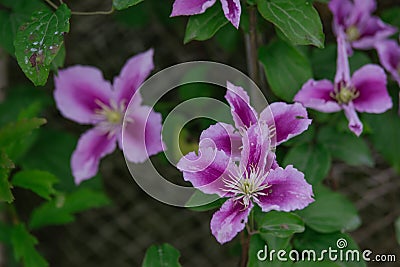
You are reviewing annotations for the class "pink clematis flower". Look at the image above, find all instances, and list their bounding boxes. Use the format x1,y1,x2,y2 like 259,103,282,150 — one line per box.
294,30,393,136
329,0,396,53
375,39,400,86
177,82,313,244
170,0,241,29
54,49,164,184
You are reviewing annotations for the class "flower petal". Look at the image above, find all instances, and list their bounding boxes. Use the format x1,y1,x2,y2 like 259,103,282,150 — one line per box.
351,64,392,113
240,123,272,173
375,40,400,84
54,66,113,124
225,81,258,129
256,165,314,212
200,122,241,158
353,17,397,49
347,0,376,27
328,0,352,28
260,102,312,145
342,103,363,136
71,128,117,184
294,79,341,112
220,0,241,29
210,199,252,244
121,105,164,163
113,49,154,105
177,146,235,196
170,0,216,16
335,29,351,85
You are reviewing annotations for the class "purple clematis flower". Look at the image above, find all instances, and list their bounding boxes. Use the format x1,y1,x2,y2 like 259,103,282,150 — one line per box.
170,0,241,29
54,49,164,184
329,0,396,53
177,82,313,244
294,30,393,136
375,39,400,86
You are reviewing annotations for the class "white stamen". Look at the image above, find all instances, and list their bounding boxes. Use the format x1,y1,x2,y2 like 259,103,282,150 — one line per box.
93,99,130,137
223,166,272,208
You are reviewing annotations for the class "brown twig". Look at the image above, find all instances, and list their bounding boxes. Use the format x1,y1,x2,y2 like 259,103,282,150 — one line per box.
245,5,260,88
43,0,114,16
239,231,251,267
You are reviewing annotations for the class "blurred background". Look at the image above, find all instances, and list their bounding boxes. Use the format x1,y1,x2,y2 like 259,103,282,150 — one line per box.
1,0,399,266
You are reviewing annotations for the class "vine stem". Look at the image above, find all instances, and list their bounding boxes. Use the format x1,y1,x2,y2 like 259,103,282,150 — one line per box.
240,6,261,267
43,0,115,16
0,47,8,267
71,7,114,16
240,210,257,267
44,0,58,9
239,231,251,267
245,5,261,87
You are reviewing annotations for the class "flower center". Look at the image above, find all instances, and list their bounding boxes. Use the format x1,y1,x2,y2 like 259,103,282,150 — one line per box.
105,109,122,124
223,167,272,208
94,99,128,136
330,83,360,105
346,25,360,42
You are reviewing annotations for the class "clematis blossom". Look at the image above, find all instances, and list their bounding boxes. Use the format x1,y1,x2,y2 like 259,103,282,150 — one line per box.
294,30,392,136
177,82,313,244
170,0,241,29
329,0,396,53
375,39,400,86
54,49,164,184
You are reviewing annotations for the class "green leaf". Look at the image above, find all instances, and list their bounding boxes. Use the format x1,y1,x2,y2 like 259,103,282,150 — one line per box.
256,0,324,48
311,43,371,80
247,234,293,267
12,170,58,200
14,4,71,86
0,221,13,245
21,128,102,192
114,2,149,28
11,224,48,267
317,126,374,167
283,143,331,185
184,4,228,44
2,116,43,163
142,243,182,267
214,24,241,53
185,189,226,211
21,128,76,190
50,43,65,71
0,85,51,125
293,261,341,267
311,44,336,80
381,7,400,29
282,124,316,148
0,118,46,148
395,217,400,245
0,152,15,203
297,186,361,233
29,188,110,229
248,234,267,267
364,112,400,173
255,210,305,238
0,87,50,162
0,0,48,55
113,0,144,10
259,40,312,101
293,229,366,267
349,51,371,74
